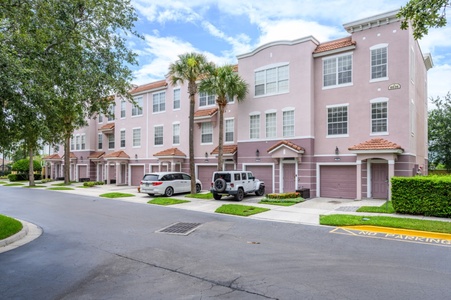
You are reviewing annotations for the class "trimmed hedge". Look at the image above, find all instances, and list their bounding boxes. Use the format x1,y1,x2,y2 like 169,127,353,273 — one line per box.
391,176,451,218
11,159,42,173
266,192,300,199
83,181,105,187
8,174,42,181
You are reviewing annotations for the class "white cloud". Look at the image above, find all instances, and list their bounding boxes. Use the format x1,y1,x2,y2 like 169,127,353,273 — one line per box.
428,64,451,100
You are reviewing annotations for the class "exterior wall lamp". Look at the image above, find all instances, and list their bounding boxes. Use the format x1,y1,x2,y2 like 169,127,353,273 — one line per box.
334,146,341,161
135,154,138,161
205,152,209,162
256,149,260,161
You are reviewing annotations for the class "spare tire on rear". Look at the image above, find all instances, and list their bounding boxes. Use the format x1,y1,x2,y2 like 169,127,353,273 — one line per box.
214,178,226,192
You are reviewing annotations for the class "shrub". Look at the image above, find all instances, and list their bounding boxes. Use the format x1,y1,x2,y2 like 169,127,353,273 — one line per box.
11,159,42,173
8,173,42,181
266,192,300,199
83,181,105,187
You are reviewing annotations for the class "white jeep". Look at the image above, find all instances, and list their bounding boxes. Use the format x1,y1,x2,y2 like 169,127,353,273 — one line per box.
210,171,265,201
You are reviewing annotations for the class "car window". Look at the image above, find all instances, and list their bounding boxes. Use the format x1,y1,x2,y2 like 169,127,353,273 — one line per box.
181,174,191,180
161,174,174,181
214,173,231,182
172,173,183,180
234,173,240,181
248,172,253,179
241,173,247,180
143,174,159,181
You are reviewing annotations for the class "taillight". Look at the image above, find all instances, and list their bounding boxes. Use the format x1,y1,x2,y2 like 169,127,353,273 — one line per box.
230,183,234,188
152,181,163,186
211,182,213,187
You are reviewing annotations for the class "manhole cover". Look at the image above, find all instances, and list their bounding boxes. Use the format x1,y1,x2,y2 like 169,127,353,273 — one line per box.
157,222,202,236
335,206,360,212
328,200,342,204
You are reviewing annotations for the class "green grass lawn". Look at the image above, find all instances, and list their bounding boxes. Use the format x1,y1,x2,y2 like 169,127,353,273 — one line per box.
0,181,8,185
215,204,270,216
185,192,213,199
99,192,134,198
0,214,23,240
23,185,46,188
320,214,451,234
51,182,73,186
148,197,190,205
259,198,304,206
4,183,25,186
47,187,75,191
357,201,395,213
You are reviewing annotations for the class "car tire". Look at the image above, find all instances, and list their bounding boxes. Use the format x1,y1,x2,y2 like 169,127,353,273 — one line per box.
213,193,222,200
164,186,174,197
234,188,244,201
214,178,226,192
255,185,265,196
196,183,201,194
147,193,154,197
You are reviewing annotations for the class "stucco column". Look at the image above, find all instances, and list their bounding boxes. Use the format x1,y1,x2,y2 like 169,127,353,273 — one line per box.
50,163,54,179
106,162,110,184
116,162,120,185
388,160,395,200
356,160,362,200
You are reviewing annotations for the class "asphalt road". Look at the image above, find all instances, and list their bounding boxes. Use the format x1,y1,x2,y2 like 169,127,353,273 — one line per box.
1,186,450,300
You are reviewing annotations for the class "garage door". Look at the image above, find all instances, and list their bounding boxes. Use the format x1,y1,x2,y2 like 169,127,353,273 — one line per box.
130,165,144,186
320,166,356,199
245,165,273,194
78,165,87,179
197,165,217,192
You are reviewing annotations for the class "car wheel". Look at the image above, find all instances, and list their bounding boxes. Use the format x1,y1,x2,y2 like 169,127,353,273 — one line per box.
164,186,174,197
214,178,226,192
255,185,265,196
213,193,222,200
147,193,154,197
196,183,201,194
234,188,244,201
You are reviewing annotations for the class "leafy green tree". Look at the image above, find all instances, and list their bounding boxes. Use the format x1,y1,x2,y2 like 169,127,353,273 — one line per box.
168,53,211,193
12,159,42,174
199,65,248,171
398,0,450,39
428,93,451,171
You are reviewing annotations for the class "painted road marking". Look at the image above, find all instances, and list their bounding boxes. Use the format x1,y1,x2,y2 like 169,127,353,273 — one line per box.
330,225,451,247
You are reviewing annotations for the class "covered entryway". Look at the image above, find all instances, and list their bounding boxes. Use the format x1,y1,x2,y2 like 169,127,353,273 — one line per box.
320,165,357,199
130,165,145,186
371,162,388,199
245,165,274,194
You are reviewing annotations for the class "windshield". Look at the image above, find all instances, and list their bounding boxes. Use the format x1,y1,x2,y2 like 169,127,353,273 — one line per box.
142,174,159,181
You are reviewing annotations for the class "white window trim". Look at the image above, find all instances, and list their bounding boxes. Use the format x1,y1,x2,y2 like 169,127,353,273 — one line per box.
132,127,141,148
369,98,389,136
326,103,349,138
154,124,164,146
225,118,234,143
152,92,166,114
173,88,181,111
172,122,180,145
132,96,143,117
322,52,354,90
369,43,389,82
254,63,290,98
120,99,126,119
98,133,103,150
282,110,295,138
200,122,213,145
199,91,216,108
249,114,260,140
265,111,277,139
120,129,126,148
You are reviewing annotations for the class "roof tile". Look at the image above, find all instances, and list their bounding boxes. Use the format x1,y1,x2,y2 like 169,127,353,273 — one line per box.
314,36,356,54
267,140,304,153
104,150,130,158
88,151,105,159
194,108,218,118
348,138,403,151
154,147,187,157
210,144,238,155
131,80,167,94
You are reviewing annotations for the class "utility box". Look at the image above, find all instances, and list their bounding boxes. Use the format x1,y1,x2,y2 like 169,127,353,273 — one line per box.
296,188,310,199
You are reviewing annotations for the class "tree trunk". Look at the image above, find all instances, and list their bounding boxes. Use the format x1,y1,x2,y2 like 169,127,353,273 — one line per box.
28,146,35,186
189,92,196,194
64,135,71,184
217,104,225,171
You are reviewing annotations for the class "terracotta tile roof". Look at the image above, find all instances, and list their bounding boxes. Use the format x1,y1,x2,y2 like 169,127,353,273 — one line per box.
267,140,305,153
194,107,218,118
62,152,77,159
43,154,61,160
348,138,403,151
154,147,187,157
232,64,238,72
99,123,115,130
104,150,130,159
210,144,238,155
314,36,356,54
131,80,167,94
88,151,105,159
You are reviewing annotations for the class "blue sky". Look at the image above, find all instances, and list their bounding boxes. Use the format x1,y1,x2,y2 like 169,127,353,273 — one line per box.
128,0,451,102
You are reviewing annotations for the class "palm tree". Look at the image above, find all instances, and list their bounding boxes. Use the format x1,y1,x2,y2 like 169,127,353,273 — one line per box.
168,52,210,193
199,64,248,171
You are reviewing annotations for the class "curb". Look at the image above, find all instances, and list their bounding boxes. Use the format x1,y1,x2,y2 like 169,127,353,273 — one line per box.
0,220,29,247
0,219,43,254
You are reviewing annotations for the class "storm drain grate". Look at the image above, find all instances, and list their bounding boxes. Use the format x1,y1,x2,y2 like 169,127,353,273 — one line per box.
335,206,360,212
156,222,202,236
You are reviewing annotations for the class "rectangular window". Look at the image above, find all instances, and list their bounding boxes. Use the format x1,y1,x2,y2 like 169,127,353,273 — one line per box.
199,92,215,107
327,106,348,135
70,136,75,151
132,96,143,116
98,114,103,123
81,134,86,150
133,128,141,147
371,46,387,79
107,104,115,121
153,92,166,113
255,65,289,96
250,115,260,139
225,119,234,142
172,123,180,144
323,54,352,87
371,102,388,133
120,99,126,118
265,112,276,138
120,130,126,148
108,134,115,149
76,135,80,150
154,125,163,145
173,89,180,110
98,133,103,149
283,110,295,137
201,122,213,143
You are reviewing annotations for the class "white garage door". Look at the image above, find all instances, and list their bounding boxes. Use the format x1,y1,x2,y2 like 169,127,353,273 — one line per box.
130,165,145,186
320,166,356,199
245,165,273,194
197,166,217,191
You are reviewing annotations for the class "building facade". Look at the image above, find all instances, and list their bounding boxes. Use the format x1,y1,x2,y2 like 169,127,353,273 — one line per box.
44,10,432,200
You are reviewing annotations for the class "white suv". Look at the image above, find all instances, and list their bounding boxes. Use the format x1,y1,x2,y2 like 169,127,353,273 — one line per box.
210,171,265,201
140,172,202,197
